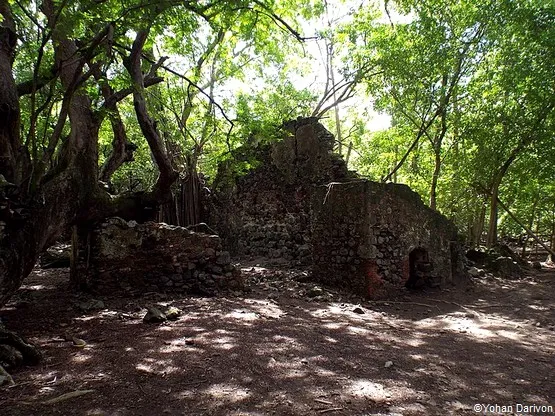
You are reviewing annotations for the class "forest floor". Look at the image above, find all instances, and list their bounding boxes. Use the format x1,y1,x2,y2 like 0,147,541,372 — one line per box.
1,260,554,416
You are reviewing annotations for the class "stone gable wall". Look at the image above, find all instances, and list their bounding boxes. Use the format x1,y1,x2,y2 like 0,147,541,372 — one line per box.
210,117,354,265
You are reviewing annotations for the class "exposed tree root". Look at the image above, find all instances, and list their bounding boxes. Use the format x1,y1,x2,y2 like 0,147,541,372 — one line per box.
0,326,41,369
0,363,15,385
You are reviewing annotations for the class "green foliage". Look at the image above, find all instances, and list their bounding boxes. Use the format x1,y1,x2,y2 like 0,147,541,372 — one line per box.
339,0,555,243
8,0,555,245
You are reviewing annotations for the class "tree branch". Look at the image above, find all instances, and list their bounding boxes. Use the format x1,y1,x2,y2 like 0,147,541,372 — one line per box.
123,29,177,196
114,41,234,134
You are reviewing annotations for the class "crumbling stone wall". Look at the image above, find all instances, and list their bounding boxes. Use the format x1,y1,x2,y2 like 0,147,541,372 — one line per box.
210,117,465,298
311,181,464,299
210,117,354,264
76,218,241,295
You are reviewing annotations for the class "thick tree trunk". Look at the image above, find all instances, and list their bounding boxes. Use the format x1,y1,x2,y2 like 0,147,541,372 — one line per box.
1,1,99,306
0,3,178,373
123,30,178,196
0,2,20,184
0,167,86,305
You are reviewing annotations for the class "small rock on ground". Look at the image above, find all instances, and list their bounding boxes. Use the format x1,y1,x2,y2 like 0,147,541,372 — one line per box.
143,307,167,323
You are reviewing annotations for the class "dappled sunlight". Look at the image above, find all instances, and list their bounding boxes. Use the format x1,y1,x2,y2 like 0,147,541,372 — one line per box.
154,325,175,332
270,334,297,344
527,304,549,311
26,370,60,384
321,321,345,330
175,389,196,399
136,358,180,376
203,383,252,403
409,309,554,347
242,298,286,319
4,262,554,415
208,336,237,351
224,309,259,321
323,335,338,343
72,315,99,322
347,379,392,401
159,343,197,353
71,353,93,363
19,284,56,291
413,314,498,339
314,303,386,321
192,329,240,351
86,408,111,416
346,325,371,336
494,329,524,341
397,334,426,347
266,357,309,379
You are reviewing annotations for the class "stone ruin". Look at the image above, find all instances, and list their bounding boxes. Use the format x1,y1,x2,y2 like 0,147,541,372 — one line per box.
73,218,241,296
73,117,465,299
210,117,355,265
210,117,466,299
311,181,462,298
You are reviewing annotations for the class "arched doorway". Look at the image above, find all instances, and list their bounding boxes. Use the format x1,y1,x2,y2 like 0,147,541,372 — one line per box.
406,247,433,289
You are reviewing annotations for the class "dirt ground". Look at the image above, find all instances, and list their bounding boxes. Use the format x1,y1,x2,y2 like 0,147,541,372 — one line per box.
1,261,554,416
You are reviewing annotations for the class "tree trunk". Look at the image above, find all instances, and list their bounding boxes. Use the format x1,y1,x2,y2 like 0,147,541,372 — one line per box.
521,196,538,257
468,202,486,248
0,1,178,371
0,2,21,184
486,183,499,248
0,2,173,307
429,149,441,210
496,195,555,259
549,220,555,263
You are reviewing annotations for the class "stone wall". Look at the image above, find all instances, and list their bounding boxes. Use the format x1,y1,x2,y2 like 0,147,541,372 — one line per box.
76,218,241,295
311,181,464,299
210,117,354,264
209,117,465,298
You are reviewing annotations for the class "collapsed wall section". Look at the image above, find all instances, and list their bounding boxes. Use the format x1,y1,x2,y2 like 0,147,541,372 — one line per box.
311,181,463,298
75,218,241,295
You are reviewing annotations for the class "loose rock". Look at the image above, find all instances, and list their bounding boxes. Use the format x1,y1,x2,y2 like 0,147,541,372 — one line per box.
78,299,105,312
143,307,167,324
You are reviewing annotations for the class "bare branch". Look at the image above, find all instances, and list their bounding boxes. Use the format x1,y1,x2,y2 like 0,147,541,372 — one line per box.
114,41,234,133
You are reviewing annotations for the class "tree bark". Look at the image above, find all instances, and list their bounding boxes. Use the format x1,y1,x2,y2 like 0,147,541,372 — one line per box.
486,181,500,248
429,149,441,210
0,1,22,184
123,30,178,197
0,2,177,309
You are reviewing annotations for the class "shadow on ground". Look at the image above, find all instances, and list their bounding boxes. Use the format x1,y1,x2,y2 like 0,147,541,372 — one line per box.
1,264,554,416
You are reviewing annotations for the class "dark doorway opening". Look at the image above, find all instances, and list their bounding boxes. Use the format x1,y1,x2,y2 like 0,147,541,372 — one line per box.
406,248,433,289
